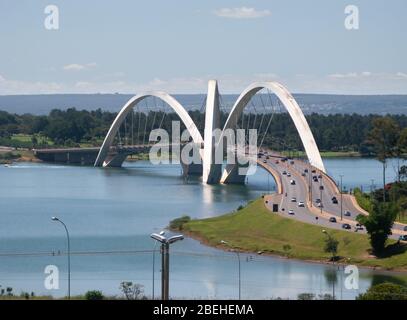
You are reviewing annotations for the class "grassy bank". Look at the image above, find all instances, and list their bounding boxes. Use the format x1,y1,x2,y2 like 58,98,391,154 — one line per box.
280,150,361,158
181,199,407,271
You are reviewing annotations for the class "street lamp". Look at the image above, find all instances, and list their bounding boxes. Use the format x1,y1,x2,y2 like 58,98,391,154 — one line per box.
322,230,335,300
221,240,241,300
319,174,324,214
150,233,184,300
51,216,70,299
339,175,344,221
152,230,165,300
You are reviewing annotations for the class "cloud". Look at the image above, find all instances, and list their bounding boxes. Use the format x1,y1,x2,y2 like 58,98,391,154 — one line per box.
328,72,358,79
0,74,63,94
214,7,271,19
1,72,407,95
63,62,97,71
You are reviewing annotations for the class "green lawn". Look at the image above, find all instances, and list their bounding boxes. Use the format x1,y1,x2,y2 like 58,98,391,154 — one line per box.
183,199,407,271
280,150,361,158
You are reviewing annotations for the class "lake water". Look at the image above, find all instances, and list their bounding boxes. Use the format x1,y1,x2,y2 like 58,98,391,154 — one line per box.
0,158,405,299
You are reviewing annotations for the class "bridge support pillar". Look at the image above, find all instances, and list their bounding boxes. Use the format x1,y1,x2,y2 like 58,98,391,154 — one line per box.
220,162,249,184
103,152,129,167
202,80,222,184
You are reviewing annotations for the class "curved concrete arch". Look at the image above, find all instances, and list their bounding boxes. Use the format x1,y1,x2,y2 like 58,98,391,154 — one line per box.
94,91,204,167
221,81,325,173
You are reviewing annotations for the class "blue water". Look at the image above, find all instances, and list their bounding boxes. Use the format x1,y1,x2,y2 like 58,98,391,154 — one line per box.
0,158,405,299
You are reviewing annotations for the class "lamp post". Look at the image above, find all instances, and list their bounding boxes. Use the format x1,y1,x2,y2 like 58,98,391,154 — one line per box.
221,240,241,300
51,217,70,299
309,163,313,206
150,233,184,300
319,174,323,214
339,175,344,221
322,230,335,300
152,230,165,300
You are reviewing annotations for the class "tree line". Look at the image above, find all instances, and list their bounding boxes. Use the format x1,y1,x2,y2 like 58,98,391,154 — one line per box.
1,108,407,154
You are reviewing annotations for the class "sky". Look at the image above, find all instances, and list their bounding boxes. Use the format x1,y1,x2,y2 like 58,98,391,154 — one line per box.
0,0,406,95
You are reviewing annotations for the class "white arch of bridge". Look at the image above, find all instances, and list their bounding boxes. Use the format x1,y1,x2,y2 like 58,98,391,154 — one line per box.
94,91,204,167
220,81,326,173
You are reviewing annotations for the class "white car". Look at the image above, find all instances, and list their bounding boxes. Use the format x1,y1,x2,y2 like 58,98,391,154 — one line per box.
291,197,297,202
288,210,295,215
287,172,291,177
298,201,305,207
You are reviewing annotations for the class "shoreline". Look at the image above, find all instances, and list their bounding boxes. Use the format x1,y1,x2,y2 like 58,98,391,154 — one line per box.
179,228,407,274
176,197,407,274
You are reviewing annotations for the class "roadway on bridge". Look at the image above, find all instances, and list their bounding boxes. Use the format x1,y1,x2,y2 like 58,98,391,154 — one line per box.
258,153,407,240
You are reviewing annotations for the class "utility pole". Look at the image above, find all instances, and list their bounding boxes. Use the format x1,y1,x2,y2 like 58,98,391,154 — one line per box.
320,174,323,215
340,175,344,221
309,163,313,206
221,240,241,300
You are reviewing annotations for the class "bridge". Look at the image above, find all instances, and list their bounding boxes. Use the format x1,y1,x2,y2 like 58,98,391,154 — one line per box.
32,79,407,238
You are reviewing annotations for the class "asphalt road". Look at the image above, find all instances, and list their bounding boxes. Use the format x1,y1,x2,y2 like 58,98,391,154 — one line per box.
259,152,407,240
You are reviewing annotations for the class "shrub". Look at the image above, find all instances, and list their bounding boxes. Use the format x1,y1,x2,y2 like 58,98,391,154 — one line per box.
169,215,191,230
357,282,407,300
84,290,104,300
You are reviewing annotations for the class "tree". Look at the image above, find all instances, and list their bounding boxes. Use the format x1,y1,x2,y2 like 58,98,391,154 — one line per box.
400,165,407,181
297,293,315,300
367,117,400,201
397,128,407,181
119,282,145,300
323,234,339,260
357,202,398,254
357,282,407,300
84,290,104,300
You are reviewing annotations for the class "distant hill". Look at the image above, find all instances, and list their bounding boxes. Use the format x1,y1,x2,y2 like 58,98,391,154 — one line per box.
0,93,407,115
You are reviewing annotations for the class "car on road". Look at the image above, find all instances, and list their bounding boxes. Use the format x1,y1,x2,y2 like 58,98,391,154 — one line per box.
332,197,338,204
329,217,337,223
266,155,270,159
263,160,267,163
275,160,279,164
287,172,291,177
315,198,321,203
342,223,351,230
290,179,296,185
301,173,306,177
317,202,323,208
282,171,287,175
304,169,309,173
298,201,305,207
399,235,407,241
312,169,316,173
344,211,352,217
288,210,295,215
313,176,318,182
291,197,297,202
